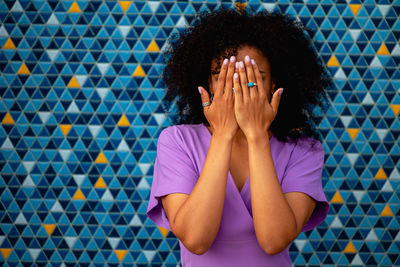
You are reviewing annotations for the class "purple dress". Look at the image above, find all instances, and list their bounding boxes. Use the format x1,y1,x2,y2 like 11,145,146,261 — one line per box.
147,123,329,266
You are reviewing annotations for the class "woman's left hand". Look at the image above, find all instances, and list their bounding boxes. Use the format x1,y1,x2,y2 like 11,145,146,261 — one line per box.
233,56,284,141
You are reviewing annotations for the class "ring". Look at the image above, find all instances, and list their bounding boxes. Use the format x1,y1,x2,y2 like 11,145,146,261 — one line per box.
248,82,257,87
202,101,210,107
232,87,235,93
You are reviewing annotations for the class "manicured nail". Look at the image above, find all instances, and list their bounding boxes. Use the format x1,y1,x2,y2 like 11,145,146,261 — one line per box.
235,62,239,69
198,86,202,94
230,56,235,63
234,73,238,79
223,58,229,65
278,88,284,96
245,55,250,63
239,61,244,68
251,59,255,65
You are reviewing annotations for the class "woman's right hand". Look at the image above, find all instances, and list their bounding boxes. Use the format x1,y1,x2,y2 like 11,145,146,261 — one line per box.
198,56,239,139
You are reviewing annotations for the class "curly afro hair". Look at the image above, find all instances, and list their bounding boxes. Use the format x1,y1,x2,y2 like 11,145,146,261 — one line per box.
161,7,333,142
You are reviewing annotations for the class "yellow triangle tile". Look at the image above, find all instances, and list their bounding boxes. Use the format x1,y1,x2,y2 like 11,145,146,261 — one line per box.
158,226,169,237
347,128,359,140
344,241,356,253
377,43,389,55
60,124,72,136
0,248,12,260
18,63,30,75
43,224,56,235
349,4,361,16
147,40,160,52
118,114,130,126
68,76,80,88
115,250,127,261
96,151,107,163
94,176,107,188
327,55,340,67
381,204,393,216
331,191,343,203
234,3,247,13
375,168,387,179
68,1,81,12
119,1,132,13
390,104,400,116
2,112,15,124
3,38,15,49
73,189,85,200
133,64,145,76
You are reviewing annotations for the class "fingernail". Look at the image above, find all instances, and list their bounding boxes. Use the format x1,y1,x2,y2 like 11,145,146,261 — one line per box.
245,55,250,63
230,56,235,63
239,61,244,68
198,86,202,94
223,58,229,65
278,88,284,96
251,59,255,65
234,73,238,79
235,62,239,69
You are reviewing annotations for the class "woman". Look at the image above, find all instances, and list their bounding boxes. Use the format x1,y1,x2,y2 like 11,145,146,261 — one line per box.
147,8,332,266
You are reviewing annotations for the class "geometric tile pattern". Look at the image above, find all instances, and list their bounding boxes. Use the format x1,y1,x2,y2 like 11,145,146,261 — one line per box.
0,0,399,266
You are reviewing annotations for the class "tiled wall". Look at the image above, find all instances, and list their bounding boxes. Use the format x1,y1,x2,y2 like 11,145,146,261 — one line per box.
0,0,399,266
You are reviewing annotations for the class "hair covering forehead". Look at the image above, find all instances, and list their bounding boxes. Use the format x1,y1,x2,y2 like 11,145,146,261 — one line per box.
210,46,239,71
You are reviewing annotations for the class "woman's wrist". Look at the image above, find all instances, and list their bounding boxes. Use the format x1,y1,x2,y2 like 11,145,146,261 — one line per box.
247,133,270,147
211,131,236,143
245,129,270,143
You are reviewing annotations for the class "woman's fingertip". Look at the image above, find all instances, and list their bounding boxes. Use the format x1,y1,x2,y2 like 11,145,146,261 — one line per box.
278,88,284,96
198,86,202,94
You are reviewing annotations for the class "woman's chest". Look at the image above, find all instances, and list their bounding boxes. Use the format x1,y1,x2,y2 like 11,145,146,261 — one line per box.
229,145,249,193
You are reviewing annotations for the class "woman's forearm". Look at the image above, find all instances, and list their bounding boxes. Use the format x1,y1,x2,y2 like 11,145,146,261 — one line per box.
247,136,298,255
173,133,233,254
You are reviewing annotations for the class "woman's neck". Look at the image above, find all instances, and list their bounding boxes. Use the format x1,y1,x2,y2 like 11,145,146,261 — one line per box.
233,128,247,146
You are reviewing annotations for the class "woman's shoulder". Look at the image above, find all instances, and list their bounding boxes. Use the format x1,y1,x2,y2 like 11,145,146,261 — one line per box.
157,123,206,146
290,137,325,164
159,123,204,136
277,135,323,149
274,135,324,160
295,136,323,150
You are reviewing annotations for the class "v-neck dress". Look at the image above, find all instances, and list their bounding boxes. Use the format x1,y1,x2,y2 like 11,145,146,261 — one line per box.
147,123,329,267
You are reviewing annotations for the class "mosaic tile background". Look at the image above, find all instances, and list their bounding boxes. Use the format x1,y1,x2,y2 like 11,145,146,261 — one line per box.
0,0,399,266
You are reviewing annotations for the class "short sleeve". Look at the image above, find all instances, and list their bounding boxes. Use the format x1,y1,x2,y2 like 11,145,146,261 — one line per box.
146,127,199,231
281,138,329,232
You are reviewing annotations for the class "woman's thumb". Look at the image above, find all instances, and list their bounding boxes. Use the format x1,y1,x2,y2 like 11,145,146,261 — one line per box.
198,86,211,111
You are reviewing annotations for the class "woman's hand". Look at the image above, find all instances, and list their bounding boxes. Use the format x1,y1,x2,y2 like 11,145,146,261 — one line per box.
199,56,239,139
233,56,283,140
